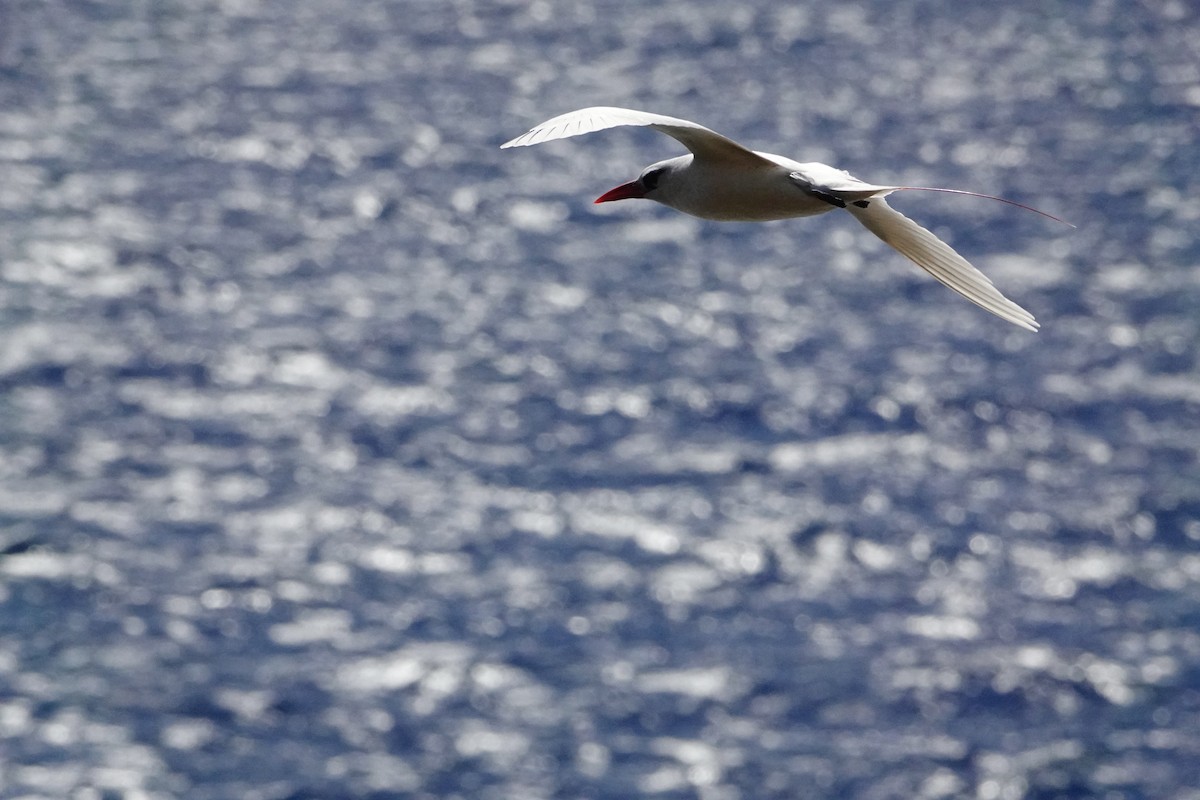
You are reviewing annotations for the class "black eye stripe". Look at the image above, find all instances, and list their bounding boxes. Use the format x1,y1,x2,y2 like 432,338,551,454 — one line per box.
642,169,662,191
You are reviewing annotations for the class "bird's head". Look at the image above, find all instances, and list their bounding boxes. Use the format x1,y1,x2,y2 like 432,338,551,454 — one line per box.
594,158,681,205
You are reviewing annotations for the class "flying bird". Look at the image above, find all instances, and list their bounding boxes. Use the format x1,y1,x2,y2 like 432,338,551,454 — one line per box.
502,107,1069,331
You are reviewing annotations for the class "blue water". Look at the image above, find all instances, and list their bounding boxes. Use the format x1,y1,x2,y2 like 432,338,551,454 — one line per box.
2,1,1199,798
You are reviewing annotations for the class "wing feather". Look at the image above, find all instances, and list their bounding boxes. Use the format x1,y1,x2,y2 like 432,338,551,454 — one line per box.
501,106,771,166
847,199,1039,331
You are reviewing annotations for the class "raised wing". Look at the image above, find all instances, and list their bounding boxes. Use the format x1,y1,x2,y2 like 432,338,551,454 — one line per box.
847,198,1039,331
501,106,771,166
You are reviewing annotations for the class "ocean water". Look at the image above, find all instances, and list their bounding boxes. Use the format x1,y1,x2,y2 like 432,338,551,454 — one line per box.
1,1,1199,798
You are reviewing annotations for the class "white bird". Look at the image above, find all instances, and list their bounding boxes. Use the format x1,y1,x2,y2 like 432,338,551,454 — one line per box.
502,107,1069,331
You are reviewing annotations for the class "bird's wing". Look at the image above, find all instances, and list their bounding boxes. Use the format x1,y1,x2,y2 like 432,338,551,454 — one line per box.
846,198,1039,331
786,167,897,207
501,106,771,166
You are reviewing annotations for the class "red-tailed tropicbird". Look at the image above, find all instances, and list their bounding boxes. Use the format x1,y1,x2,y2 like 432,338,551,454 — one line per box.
502,107,1069,331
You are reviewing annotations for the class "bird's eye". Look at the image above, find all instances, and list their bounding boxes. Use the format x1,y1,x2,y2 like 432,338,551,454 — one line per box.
642,169,663,191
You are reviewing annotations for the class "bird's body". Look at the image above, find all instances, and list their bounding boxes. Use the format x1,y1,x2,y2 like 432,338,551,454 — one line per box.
630,153,845,222
502,107,1066,331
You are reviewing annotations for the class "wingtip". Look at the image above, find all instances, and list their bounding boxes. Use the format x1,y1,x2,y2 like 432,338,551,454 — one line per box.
1007,305,1040,333
996,308,1040,332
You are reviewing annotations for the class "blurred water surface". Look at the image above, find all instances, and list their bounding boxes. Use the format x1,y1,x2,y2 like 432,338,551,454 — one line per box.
2,1,1199,798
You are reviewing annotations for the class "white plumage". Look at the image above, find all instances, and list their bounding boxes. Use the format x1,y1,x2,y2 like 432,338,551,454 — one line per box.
503,107,1067,331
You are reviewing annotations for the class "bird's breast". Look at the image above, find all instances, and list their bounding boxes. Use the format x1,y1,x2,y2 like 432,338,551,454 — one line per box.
657,163,833,222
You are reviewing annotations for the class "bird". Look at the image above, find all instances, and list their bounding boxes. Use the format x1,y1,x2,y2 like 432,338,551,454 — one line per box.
501,107,1069,332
